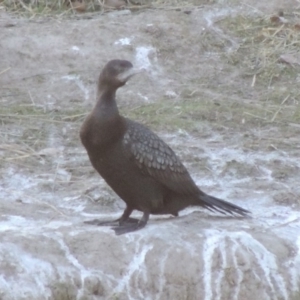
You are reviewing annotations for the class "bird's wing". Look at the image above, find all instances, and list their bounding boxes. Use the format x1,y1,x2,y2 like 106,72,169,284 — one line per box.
123,119,199,195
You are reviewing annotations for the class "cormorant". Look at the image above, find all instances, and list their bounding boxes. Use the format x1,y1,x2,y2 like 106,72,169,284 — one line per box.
80,59,250,235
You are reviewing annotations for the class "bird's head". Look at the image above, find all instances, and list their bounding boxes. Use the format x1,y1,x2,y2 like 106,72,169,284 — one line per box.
98,59,142,90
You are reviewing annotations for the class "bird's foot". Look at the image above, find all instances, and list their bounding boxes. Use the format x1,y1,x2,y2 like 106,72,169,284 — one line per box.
84,217,139,227
111,220,146,235
84,219,118,226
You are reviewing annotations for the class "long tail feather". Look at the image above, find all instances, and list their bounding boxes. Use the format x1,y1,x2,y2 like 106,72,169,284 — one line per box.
199,193,250,217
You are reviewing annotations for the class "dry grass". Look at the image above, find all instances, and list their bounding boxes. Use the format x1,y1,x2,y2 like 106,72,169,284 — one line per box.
223,13,300,80
0,0,204,15
216,11,300,126
0,107,83,162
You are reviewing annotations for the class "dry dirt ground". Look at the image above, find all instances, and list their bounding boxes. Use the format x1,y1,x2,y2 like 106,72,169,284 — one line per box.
1,0,300,299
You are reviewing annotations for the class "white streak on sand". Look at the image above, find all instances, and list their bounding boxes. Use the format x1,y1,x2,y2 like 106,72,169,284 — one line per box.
111,236,153,300
62,75,89,100
0,243,53,299
203,230,221,300
135,46,155,70
202,230,289,300
114,37,132,45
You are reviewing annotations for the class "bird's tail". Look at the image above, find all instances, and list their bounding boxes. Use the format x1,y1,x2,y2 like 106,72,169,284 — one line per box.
198,192,250,217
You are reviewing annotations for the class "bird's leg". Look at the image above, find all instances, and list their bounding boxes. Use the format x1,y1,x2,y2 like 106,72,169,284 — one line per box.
118,207,139,225
112,211,150,235
84,206,138,226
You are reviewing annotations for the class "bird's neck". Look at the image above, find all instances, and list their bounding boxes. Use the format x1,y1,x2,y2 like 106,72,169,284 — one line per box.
95,87,119,118
87,86,125,146
80,85,126,154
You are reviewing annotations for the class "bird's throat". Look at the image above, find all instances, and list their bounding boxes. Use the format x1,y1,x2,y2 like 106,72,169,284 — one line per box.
94,88,119,118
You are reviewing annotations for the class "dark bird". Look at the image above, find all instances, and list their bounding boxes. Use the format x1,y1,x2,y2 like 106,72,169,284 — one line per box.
80,59,250,235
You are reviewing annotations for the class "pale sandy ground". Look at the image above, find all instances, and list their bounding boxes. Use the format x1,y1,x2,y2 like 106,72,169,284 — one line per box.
0,1,300,299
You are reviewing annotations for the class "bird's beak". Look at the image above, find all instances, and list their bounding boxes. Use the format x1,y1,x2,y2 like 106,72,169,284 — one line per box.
117,67,145,83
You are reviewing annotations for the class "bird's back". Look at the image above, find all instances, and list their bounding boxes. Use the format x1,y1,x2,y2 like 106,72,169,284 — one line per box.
123,118,200,196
